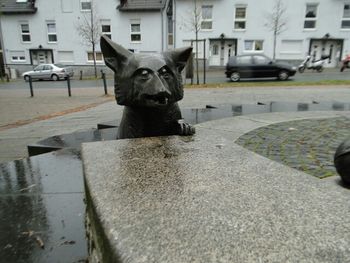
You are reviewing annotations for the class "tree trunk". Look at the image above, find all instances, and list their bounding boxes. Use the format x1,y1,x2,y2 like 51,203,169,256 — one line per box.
273,31,277,61
194,0,199,85
92,42,97,78
91,2,97,78
195,30,199,85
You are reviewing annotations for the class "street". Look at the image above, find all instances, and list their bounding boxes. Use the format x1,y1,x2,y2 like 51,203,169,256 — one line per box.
1,68,350,90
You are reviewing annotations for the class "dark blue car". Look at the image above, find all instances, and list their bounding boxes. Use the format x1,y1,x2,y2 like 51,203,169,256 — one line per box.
225,54,297,82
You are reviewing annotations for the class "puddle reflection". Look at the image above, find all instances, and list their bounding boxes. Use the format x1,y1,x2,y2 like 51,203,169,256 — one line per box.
0,150,87,263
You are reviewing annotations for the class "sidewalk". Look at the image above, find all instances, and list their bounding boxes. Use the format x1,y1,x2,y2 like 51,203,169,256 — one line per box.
1,84,350,162
0,87,117,162
0,87,114,128
0,84,350,262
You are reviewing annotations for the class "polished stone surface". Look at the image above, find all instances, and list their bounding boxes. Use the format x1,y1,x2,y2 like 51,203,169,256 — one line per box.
236,117,350,178
28,128,117,156
27,100,350,157
0,149,87,263
82,123,350,263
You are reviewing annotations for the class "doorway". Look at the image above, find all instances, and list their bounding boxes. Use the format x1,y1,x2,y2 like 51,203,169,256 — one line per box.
29,49,54,65
309,39,343,68
209,39,236,66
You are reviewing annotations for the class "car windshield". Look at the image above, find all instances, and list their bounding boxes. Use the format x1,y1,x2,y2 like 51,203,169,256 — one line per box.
237,56,252,64
254,55,271,65
34,65,44,71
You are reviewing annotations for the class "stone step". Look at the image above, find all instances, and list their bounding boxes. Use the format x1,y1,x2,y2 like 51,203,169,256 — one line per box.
82,119,350,263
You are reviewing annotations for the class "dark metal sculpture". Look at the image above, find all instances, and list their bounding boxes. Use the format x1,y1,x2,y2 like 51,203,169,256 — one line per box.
334,138,350,185
100,35,195,139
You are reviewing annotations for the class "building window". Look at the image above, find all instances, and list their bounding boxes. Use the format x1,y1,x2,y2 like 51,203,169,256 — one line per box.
87,52,103,62
20,23,31,42
10,51,26,62
304,4,318,29
212,44,219,55
101,22,111,39
234,6,246,30
130,21,141,42
280,40,303,54
61,0,73,13
167,16,173,46
342,4,350,29
47,22,57,43
244,40,264,51
58,51,74,63
80,0,91,11
201,5,213,30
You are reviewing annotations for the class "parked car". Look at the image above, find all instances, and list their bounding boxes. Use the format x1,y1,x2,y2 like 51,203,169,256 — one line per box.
225,54,296,82
22,64,74,81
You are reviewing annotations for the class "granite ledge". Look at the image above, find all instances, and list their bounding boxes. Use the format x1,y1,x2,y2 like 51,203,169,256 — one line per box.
82,118,350,262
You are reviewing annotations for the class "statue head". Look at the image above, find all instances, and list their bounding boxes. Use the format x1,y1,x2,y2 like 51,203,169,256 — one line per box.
100,35,192,107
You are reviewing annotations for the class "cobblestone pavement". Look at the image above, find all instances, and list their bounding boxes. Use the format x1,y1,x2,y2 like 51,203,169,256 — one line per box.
236,116,350,179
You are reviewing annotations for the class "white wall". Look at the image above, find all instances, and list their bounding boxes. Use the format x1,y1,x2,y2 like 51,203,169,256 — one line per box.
3,0,350,72
175,0,350,63
1,0,165,71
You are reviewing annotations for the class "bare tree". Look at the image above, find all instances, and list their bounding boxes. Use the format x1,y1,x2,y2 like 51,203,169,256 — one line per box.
181,0,202,84
76,0,101,78
265,0,287,60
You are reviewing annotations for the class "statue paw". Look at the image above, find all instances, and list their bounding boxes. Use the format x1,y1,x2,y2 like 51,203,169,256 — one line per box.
177,120,195,136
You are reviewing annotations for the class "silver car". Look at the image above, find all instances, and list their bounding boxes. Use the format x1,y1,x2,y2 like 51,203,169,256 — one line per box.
22,64,74,81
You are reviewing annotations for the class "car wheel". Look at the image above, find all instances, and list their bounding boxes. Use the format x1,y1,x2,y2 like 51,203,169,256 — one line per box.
278,70,289,81
51,74,59,81
316,66,323,73
230,72,240,82
24,75,30,82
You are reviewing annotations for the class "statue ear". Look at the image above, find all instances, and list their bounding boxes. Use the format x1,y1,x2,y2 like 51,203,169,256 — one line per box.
165,46,193,73
100,35,133,72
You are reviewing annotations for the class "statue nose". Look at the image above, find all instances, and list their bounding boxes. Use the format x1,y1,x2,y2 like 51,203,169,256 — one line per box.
140,73,171,98
152,73,171,95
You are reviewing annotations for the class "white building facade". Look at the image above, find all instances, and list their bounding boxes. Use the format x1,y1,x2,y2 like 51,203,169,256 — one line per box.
0,0,170,75
1,0,349,76
175,0,350,68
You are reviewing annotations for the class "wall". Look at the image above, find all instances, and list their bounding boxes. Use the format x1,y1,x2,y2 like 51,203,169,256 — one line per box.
175,0,350,66
1,0,165,76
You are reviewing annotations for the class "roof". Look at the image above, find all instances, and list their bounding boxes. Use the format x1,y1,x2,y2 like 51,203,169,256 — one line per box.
118,0,167,12
0,0,37,14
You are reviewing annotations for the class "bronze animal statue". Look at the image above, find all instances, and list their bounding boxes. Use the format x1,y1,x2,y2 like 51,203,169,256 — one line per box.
100,35,195,139
334,138,350,185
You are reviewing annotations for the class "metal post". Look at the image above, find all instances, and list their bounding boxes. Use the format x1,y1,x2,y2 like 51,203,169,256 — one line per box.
29,76,34,97
191,40,193,85
67,76,71,97
101,70,107,95
203,39,206,84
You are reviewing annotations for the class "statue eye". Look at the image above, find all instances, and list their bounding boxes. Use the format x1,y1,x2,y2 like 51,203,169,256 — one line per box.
140,69,150,79
159,68,170,78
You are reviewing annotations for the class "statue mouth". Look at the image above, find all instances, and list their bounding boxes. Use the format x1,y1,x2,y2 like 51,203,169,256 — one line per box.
144,94,169,105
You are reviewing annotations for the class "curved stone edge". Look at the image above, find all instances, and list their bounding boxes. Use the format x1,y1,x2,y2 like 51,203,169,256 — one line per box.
196,110,350,142
82,111,350,263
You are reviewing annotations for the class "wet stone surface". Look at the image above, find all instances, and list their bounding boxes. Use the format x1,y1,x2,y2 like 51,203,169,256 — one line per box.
0,149,87,263
27,101,350,156
82,131,350,262
4,101,350,262
236,116,350,179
